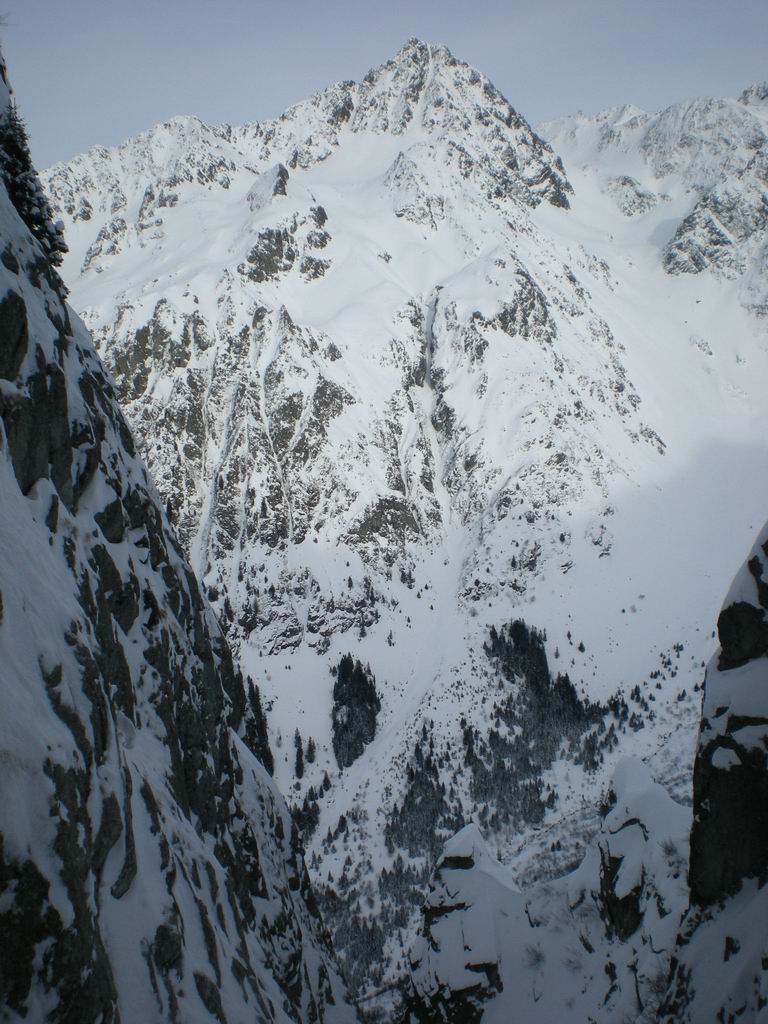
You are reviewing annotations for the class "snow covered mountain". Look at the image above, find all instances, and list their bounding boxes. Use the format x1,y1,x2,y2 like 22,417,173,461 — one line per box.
0,52,354,1023
41,39,768,1004
542,81,768,312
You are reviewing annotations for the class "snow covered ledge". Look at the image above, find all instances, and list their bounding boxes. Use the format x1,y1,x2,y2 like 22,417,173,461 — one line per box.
406,759,690,1023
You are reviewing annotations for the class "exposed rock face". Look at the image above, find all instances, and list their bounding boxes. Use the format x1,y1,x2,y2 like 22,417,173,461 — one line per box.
691,526,768,904
659,525,768,1021
407,826,504,1023
663,149,768,285
406,761,690,1023
0,53,354,1023
603,174,666,216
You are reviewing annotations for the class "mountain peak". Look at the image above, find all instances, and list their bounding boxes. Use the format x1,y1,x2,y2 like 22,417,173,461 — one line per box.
389,37,456,68
348,38,570,206
355,37,459,133
739,81,768,107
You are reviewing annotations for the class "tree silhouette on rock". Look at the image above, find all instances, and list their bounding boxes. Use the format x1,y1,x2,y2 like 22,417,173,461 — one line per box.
331,654,380,768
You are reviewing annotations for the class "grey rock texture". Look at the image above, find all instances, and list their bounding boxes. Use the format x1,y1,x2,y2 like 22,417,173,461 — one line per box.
691,530,768,904
660,525,768,1021
603,174,666,216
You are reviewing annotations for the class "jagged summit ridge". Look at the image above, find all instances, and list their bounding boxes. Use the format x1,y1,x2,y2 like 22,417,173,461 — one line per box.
739,80,768,107
45,38,571,230
314,37,571,205
543,86,768,189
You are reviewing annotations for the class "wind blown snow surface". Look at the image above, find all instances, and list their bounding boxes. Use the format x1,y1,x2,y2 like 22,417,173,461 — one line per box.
41,39,768,1006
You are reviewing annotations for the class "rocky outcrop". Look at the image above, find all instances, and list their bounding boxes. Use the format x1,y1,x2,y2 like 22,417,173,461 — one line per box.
407,826,502,1023
603,174,665,216
406,761,690,1023
659,524,768,1021
0,53,354,1023
663,149,768,282
691,525,768,904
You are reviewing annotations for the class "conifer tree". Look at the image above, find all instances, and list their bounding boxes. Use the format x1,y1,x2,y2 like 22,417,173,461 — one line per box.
0,98,67,266
331,654,381,768
243,679,274,775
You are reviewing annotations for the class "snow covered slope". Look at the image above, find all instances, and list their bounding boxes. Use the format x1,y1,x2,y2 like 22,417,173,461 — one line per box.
407,760,690,1022
0,52,354,1023
542,81,768,312
406,519,768,1023
41,40,768,1001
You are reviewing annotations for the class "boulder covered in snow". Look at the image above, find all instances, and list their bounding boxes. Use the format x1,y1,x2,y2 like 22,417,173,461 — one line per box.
407,759,690,1022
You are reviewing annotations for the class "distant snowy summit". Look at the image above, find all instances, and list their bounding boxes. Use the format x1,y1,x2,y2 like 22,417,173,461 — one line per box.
543,80,768,312
44,38,572,257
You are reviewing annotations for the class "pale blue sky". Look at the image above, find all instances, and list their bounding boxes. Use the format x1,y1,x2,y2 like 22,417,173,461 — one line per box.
3,0,767,168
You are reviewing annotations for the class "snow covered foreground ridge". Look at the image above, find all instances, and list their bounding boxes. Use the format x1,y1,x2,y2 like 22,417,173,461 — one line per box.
39,34,768,1006
408,760,691,1022
406,528,768,1024
0,53,354,1023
